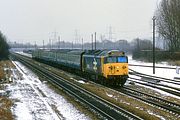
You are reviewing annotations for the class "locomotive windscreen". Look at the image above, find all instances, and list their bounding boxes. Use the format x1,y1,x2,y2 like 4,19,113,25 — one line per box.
105,56,128,63
117,56,128,63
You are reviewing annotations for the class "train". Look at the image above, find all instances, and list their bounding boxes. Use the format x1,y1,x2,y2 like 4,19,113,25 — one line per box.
32,49,128,86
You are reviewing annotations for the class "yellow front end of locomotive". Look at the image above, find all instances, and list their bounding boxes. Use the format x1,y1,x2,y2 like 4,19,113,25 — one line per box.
103,63,128,78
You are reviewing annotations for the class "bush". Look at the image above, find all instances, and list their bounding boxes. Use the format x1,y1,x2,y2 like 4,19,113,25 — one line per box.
0,31,9,59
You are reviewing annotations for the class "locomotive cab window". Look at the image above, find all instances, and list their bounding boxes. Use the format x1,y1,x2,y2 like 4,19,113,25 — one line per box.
117,56,128,63
105,56,128,63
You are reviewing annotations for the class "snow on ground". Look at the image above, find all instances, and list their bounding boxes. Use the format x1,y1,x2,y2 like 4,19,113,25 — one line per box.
147,110,166,120
77,80,86,84
128,55,179,79
16,52,32,58
7,61,90,120
128,55,180,98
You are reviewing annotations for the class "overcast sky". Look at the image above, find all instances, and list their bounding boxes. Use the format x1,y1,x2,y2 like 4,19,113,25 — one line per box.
0,0,160,45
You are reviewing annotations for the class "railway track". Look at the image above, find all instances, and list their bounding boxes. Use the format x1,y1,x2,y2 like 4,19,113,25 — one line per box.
11,53,142,120
128,77,180,97
129,68,180,85
129,64,176,70
128,68,180,97
117,86,180,115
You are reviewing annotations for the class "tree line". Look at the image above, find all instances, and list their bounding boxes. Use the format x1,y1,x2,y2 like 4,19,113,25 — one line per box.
0,31,9,59
156,0,180,52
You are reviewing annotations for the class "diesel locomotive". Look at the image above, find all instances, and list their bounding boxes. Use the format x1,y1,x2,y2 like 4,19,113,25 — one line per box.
32,49,128,86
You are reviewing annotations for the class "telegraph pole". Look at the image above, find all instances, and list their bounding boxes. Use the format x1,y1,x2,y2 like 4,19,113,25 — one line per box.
72,41,73,49
49,38,51,50
35,41,37,49
58,36,60,49
82,38,84,50
109,26,113,41
153,16,156,74
91,34,94,50
94,32,97,50
43,40,44,50
53,31,57,49
75,29,78,48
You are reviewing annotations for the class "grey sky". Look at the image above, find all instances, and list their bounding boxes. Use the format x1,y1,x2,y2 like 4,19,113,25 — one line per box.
0,0,160,45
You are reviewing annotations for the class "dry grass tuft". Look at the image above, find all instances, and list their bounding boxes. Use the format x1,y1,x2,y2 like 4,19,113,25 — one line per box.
174,61,180,66
0,97,13,120
0,60,15,82
0,67,4,79
167,60,180,66
0,60,14,119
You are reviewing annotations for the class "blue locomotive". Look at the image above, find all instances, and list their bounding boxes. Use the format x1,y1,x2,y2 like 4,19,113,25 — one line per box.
32,49,128,86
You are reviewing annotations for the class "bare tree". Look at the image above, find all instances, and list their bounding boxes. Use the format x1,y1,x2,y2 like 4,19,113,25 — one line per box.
156,0,180,52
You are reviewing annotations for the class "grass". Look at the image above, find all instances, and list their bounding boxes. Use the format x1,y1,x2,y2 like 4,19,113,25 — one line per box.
0,67,4,80
168,60,180,66
0,60,15,82
0,97,13,120
0,60,14,120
